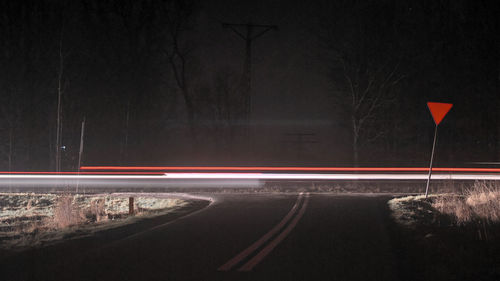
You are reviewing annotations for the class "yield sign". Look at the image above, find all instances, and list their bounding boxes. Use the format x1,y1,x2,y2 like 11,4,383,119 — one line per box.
427,102,453,125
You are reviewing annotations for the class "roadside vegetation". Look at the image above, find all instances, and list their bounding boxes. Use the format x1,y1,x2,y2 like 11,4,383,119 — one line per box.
0,193,187,249
389,181,500,242
388,181,500,280
432,181,500,224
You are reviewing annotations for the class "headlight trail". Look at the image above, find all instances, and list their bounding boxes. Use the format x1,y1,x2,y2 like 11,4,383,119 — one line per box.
0,173,499,180
0,175,165,179
0,174,261,189
162,173,500,180
1,165,500,190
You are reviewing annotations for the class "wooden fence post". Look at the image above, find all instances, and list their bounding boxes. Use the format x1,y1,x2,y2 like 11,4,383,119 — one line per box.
129,197,134,215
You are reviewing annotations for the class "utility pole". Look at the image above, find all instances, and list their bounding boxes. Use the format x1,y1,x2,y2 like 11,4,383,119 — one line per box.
222,22,277,124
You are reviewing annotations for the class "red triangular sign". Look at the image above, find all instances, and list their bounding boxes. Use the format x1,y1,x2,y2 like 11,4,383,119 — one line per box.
427,102,453,125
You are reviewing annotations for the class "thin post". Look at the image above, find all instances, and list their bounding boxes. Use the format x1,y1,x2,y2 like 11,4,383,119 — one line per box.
425,125,438,198
129,197,134,215
56,27,64,173
76,117,85,193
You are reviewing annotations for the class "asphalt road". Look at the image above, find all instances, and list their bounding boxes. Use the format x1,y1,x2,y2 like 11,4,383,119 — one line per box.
0,193,496,281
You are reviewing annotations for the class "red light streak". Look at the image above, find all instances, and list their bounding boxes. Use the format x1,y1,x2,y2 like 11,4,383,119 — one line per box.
0,171,165,175
79,166,500,173
3,166,500,177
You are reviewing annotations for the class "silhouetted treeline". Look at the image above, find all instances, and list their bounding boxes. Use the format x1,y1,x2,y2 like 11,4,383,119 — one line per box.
0,0,241,170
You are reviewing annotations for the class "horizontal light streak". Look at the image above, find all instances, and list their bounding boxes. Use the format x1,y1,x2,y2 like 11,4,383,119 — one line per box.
80,166,500,173
0,174,261,188
0,175,165,179
0,171,165,175
0,173,500,181
163,173,500,180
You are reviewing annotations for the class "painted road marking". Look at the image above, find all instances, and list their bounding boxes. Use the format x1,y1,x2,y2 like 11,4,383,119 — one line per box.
218,193,305,271
238,193,310,271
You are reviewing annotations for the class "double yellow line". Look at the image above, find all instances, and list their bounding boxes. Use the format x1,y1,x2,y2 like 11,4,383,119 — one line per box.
218,192,310,272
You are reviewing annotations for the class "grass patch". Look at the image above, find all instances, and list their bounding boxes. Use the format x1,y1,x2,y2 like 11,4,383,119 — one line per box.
432,181,500,224
389,181,500,227
387,182,500,280
0,193,189,249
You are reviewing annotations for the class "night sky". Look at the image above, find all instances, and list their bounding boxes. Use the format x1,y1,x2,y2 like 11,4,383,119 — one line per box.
0,0,499,171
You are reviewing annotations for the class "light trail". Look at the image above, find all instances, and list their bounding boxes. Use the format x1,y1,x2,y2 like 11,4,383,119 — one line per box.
0,175,165,179
0,172,500,181
0,171,165,175
1,172,500,191
80,166,500,173
0,174,261,189
163,173,500,180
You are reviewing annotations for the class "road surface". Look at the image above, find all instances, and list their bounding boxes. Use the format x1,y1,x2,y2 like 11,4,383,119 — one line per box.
0,193,497,281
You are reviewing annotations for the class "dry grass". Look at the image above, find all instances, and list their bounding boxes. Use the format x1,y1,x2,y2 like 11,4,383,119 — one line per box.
432,181,500,224
52,195,82,229
1,193,190,248
85,198,107,222
388,195,437,227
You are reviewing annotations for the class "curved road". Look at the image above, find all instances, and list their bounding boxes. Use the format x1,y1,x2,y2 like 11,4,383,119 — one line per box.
1,193,496,281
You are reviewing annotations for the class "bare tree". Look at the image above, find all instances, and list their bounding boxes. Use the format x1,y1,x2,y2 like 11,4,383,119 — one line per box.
315,0,404,165
195,68,240,154
0,1,58,171
83,0,174,163
339,60,403,165
160,0,197,127
0,26,22,171
213,68,239,133
0,96,23,172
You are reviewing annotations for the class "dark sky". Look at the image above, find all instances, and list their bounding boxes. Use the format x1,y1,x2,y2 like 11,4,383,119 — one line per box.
167,0,342,166
196,0,332,124
0,0,499,170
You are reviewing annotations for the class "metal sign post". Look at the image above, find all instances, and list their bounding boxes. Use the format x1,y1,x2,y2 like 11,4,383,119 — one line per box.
425,125,438,198
425,102,453,198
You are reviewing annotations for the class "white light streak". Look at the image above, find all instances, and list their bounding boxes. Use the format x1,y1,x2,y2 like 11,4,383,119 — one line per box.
1,172,500,191
164,173,500,180
0,175,164,179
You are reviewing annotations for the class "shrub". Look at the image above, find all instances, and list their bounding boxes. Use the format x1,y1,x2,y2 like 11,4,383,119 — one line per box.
465,181,500,222
432,181,500,224
432,195,473,224
87,198,107,222
53,195,81,228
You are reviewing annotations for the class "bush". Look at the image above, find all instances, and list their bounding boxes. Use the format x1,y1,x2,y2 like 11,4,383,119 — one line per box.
87,198,107,222
432,195,473,224
432,181,500,224
53,195,81,228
